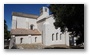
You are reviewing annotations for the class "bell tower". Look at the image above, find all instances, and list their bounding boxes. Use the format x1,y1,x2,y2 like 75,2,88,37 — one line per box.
40,7,49,16
37,7,49,22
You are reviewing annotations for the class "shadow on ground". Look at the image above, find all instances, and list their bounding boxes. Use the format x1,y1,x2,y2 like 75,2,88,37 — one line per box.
44,47,67,49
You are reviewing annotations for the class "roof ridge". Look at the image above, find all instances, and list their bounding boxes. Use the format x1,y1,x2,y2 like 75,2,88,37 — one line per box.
12,12,39,16
12,12,39,19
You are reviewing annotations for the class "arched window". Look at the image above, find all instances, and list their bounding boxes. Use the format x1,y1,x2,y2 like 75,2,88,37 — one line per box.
16,20,17,29
40,8,43,15
30,24,34,30
56,33,58,40
60,34,61,40
20,38,23,44
35,37,37,42
45,8,47,12
52,34,54,41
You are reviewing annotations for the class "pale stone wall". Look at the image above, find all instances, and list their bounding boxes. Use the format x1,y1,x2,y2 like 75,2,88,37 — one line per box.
27,18,37,29
37,21,45,33
17,16,27,29
15,35,42,44
65,31,70,46
12,16,37,29
31,35,42,44
15,35,31,44
12,16,17,29
42,16,70,46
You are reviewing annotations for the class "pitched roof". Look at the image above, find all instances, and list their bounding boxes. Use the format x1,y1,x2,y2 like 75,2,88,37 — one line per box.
12,12,39,19
11,29,41,35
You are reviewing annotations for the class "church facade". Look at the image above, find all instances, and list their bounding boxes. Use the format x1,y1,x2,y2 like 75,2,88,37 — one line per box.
11,7,70,46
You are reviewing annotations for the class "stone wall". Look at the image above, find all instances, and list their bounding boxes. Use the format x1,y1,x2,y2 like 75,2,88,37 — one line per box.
42,16,70,46
15,35,42,44
12,16,37,29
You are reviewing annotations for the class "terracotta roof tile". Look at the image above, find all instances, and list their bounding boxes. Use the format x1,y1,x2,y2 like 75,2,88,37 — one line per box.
11,29,41,35
12,12,39,19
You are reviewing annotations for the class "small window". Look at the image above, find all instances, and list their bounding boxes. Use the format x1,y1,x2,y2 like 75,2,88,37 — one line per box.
35,37,37,42
56,33,58,40
52,34,54,41
30,24,34,30
20,38,23,44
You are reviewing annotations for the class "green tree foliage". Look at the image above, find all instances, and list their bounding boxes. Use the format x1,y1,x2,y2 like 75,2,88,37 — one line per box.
49,4,84,44
4,20,11,39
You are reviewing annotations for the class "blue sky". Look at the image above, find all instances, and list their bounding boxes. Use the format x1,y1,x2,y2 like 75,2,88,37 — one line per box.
4,4,50,31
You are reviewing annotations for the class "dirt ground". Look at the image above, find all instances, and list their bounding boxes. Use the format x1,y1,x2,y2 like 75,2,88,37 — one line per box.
16,44,69,49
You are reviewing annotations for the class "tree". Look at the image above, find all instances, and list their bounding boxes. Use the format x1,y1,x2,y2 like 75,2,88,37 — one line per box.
4,20,11,39
49,4,84,44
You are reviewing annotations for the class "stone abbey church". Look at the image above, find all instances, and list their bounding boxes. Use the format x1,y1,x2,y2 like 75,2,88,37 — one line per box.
11,7,70,46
